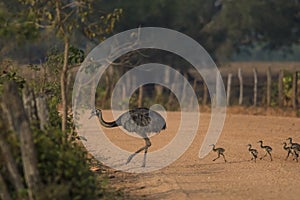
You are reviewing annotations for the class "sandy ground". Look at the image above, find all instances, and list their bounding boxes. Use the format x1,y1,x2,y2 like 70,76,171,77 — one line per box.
87,110,300,200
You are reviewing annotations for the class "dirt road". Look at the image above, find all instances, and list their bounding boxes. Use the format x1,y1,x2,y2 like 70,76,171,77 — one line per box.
88,111,300,199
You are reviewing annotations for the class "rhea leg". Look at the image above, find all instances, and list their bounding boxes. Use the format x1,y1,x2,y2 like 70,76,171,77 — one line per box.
251,153,257,162
293,150,299,162
285,151,291,160
260,152,268,160
213,152,221,161
126,137,151,167
221,153,227,162
142,138,151,167
267,151,273,161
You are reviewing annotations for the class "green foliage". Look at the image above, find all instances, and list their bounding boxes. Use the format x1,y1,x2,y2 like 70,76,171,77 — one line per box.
102,0,300,61
0,1,38,41
0,60,26,94
68,46,85,65
2,0,300,62
204,0,300,60
0,56,114,199
283,71,293,98
0,124,99,199
281,71,296,108
1,0,121,63
0,70,26,89
270,81,278,107
0,81,100,200
33,128,98,200
19,0,122,42
0,0,40,61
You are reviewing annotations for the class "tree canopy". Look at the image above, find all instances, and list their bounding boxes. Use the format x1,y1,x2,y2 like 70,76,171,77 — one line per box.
1,0,299,62
102,0,300,61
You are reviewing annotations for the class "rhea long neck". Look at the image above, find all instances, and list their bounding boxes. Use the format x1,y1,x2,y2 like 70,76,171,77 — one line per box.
212,145,216,151
259,142,265,148
288,138,297,146
96,111,118,128
248,145,252,150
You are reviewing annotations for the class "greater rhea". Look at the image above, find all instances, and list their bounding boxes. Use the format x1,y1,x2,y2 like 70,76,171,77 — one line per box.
89,108,166,167
247,144,258,162
257,140,273,161
283,141,299,162
210,144,227,162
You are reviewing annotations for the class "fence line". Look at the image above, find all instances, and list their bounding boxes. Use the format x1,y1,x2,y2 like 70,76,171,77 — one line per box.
216,68,299,109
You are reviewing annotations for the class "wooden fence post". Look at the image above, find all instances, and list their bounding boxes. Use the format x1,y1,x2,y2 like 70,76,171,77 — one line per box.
278,69,284,107
292,71,299,109
202,82,208,106
238,68,243,105
226,73,232,106
137,86,143,107
266,67,272,106
167,69,179,108
189,79,197,110
253,68,258,106
180,72,188,104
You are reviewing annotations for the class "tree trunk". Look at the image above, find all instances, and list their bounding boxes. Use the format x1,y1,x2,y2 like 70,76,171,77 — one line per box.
61,40,69,132
226,73,232,106
0,133,25,193
36,95,49,130
1,81,41,200
238,68,243,105
253,68,258,106
278,69,284,107
0,173,12,200
266,67,272,106
22,85,39,128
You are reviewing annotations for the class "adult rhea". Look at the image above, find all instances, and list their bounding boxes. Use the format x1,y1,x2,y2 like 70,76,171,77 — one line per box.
89,108,166,167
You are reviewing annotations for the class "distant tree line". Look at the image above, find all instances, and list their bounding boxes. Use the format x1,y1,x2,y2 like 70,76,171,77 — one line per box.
1,0,299,63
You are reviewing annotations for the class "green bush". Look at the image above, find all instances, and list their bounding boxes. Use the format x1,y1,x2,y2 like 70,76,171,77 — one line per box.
33,127,98,200
1,122,99,199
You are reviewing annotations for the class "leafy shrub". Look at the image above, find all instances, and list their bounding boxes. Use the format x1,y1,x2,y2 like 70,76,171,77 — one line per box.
34,127,98,200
